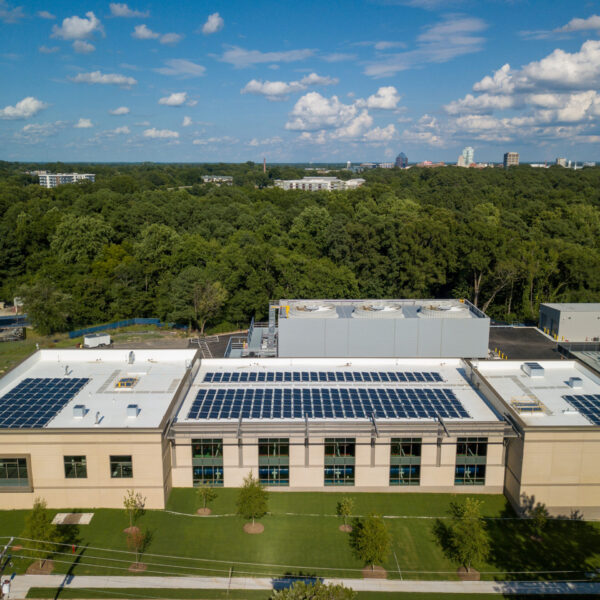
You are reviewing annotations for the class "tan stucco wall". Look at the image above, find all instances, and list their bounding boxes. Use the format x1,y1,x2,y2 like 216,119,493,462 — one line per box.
0,430,167,509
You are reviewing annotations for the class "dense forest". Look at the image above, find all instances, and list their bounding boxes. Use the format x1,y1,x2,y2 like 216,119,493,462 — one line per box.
1,160,599,334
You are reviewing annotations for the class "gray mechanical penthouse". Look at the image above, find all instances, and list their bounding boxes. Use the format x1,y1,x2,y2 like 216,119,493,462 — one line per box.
277,299,490,358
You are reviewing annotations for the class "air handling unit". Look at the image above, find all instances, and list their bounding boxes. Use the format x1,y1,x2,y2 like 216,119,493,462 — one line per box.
277,299,490,358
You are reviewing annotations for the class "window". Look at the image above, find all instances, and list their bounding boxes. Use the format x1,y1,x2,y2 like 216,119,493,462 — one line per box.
192,439,224,487
455,437,487,485
324,438,355,486
64,456,87,479
110,455,133,478
390,438,421,486
0,457,29,488
259,439,289,486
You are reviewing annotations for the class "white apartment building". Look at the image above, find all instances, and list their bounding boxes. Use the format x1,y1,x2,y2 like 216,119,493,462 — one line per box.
38,172,95,188
274,177,365,192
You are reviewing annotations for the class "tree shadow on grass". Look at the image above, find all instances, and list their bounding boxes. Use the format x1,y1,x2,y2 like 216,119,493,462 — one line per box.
486,496,600,581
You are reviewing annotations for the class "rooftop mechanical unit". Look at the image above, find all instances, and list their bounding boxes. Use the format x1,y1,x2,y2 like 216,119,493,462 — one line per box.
522,362,545,378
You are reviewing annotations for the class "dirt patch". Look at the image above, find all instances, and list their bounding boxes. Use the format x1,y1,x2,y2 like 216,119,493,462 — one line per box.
128,562,147,573
339,524,352,533
362,565,387,579
123,526,140,535
243,522,264,534
26,559,54,575
196,508,212,516
457,567,480,581
12,545,22,552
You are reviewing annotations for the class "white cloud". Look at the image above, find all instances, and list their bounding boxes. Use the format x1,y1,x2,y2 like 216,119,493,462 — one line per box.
158,92,187,106
558,14,600,33
0,1,24,23
39,45,59,54
113,125,130,134
241,72,338,101
219,45,314,68
473,63,514,94
247,136,283,146
0,96,48,120
71,71,137,86
14,121,66,141
109,106,130,115
132,24,158,39
182,116,192,127
143,128,179,139
73,40,95,53
363,86,401,110
52,11,103,40
321,52,356,62
201,12,223,35
37,10,55,19
286,92,358,131
192,136,237,145
364,15,486,77
331,110,373,139
109,3,149,18
160,32,183,45
155,59,206,78
445,92,517,115
74,118,93,128
363,124,397,142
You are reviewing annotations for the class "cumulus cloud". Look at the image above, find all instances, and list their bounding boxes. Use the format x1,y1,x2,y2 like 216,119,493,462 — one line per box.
132,24,181,44
73,40,95,53
444,92,518,115
37,10,55,19
321,52,356,62
0,96,48,119
109,106,130,115
363,124,397,141
143,128,179,139
109,3,149,18
0,1,25,23
219,45,314,68
201,12,223,34
155,59,205,78
160,32,183,45
39,45,59,54
247,136,283,146
362,86,402,110
522,14,600,40
182,116,192,127
14,121,67,142
52,11,103,40
158,92,187,106
364,15,486,77
241,72,338,101
112,125,130,134
71,71,137,86
192,136,237,145
74,118,93,128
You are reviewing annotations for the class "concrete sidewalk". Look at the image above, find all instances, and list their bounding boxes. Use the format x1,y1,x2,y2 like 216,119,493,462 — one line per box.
8,574,600,597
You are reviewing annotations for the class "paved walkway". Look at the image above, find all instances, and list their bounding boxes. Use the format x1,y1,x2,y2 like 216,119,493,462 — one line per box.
7,574,600,598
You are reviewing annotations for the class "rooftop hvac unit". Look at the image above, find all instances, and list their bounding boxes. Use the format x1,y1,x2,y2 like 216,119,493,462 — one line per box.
73,404,86,418
522,362,545,378
419,302,470,318
568,377,583,389
290,303,338,318
127,404,140,418
353,303,404,319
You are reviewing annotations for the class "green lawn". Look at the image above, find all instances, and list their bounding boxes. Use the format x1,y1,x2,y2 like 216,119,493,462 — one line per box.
2,489,600,582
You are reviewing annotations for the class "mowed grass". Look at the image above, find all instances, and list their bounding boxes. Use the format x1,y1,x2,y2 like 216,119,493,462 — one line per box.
1,489,599,582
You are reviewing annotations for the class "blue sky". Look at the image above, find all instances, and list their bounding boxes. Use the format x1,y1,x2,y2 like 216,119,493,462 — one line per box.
1,0,600,163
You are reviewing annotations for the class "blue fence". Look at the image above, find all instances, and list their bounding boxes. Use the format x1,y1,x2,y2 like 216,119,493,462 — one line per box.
69,318,163,339
0,314,29,328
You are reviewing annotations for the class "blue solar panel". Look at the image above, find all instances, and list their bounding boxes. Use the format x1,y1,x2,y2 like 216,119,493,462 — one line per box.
563,394,600,425
202,370,443,383
186,387,469,421
0,377,90,429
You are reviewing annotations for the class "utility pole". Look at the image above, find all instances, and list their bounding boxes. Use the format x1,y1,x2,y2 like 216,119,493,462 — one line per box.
0,538,14,600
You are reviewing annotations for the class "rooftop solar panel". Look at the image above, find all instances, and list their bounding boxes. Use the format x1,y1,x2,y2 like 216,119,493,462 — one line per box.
186,387,469,421
563,394,600,426
0,377,90,429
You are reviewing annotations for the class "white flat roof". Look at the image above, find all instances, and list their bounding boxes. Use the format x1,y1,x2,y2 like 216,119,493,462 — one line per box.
542,303,600,313
475,360,600,427
0,349,197,429
176,358,500,424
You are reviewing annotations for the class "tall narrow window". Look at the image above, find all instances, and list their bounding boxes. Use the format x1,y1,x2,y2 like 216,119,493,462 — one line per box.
192,439,224,486
390,438,421,486
455,437,487,485
324,438,355,486
258,438,289,486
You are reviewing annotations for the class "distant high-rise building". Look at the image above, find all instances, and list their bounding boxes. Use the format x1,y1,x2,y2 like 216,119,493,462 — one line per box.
462,146,474,166
556,157,567,167
457,155,466,168
346,160,352,169
395,152,408,168
503,152,519,168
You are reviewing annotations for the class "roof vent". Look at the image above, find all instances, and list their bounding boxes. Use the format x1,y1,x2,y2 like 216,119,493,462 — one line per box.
522,362,544,378
568,377,583,389
128,351,135,365
127,404,140,418
73,404,86,418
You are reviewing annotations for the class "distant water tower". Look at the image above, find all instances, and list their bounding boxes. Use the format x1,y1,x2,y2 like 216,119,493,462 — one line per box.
346,160,351,169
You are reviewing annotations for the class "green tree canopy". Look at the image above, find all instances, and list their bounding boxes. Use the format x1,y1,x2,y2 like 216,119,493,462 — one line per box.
236,472,268,525
350,514,391,570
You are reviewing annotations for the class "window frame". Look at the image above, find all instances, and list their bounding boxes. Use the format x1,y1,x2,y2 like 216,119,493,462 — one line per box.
109,455,133,479
390,438,421,486
64,455,87,479
0,455,32,491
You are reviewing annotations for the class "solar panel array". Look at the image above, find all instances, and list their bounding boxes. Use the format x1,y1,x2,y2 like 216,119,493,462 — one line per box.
187,387,469,421
563,394,600,425
203,370,443,384
0,377,90,429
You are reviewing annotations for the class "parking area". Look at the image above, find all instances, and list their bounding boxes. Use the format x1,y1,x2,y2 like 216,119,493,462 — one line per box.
489,326,561,360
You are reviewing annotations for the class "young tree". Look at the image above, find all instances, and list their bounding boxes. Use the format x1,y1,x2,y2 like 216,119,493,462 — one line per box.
447,497,490,573
123,490,146,531
22,497,60,567
350,514,391,571
271,580,356,600
126,528,147,566
197,485,218,510
236,472,268,526
336,497,354,531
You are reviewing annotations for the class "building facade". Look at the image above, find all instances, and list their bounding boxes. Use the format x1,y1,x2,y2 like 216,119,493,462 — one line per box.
395,152,408,168
539,303,600,342
503,152,519,168
274,177,365,192
38,172,95,188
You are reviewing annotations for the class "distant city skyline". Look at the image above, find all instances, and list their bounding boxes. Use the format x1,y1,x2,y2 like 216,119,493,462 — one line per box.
1,1,600,162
